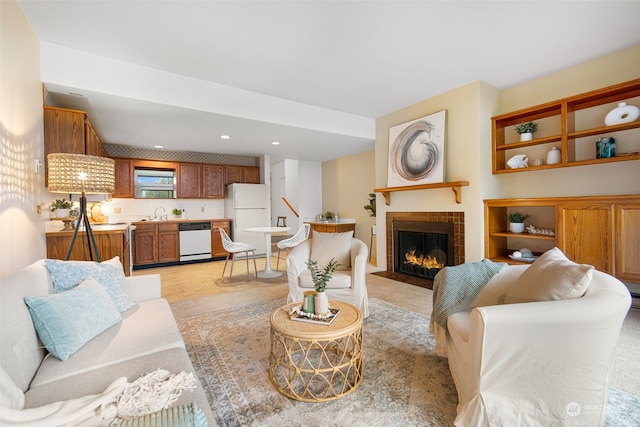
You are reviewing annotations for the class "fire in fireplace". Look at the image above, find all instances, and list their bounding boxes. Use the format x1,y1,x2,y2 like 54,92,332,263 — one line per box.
393,221,454,281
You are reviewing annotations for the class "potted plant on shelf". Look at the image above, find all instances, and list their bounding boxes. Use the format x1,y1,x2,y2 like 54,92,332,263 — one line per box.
50,198,73,218
306,257,340,316
506,212,530,234
514,121,538,142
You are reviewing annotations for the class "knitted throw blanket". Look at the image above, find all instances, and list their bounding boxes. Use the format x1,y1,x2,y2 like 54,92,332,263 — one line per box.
429,259,506,357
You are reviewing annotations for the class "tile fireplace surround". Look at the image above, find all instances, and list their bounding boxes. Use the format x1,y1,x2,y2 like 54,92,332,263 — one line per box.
381,212,465,288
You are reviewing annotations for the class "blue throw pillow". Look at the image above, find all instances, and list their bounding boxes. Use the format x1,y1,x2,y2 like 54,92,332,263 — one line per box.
24,280,122,361
45,257,136,312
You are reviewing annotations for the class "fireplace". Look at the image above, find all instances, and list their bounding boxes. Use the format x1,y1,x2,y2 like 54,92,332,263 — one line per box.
394,221,454,281
376,212,465,289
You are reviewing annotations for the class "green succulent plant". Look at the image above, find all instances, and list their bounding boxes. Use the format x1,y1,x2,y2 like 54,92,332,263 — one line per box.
506,212,530,223
514,121,538,134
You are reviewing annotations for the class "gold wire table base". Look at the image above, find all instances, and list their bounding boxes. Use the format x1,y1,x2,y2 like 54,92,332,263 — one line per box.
269,301,364,402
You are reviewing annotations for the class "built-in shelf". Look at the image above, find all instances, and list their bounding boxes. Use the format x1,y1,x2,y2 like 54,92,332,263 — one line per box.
374,181,469,205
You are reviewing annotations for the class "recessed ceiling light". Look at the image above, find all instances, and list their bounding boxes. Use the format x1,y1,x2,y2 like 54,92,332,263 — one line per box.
220,135,230,140
272,141,280,145
154,145,164,148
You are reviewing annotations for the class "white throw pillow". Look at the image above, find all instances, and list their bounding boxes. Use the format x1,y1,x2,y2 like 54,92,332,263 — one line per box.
504,247,594,304
310,230,353,269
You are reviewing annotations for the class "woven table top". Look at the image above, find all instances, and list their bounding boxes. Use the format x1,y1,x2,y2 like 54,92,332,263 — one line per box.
270,300,363,340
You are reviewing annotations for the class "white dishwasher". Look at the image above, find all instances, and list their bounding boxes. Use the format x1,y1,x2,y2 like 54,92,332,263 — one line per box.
179,222,212,262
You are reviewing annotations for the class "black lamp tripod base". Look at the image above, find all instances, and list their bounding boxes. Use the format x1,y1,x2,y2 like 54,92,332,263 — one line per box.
65,193,101,262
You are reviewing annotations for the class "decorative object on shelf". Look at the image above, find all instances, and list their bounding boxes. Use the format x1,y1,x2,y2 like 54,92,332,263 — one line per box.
306,257,340,316
363,193,376,217
526,225,556,236
47,153,116,262
604,102,640,126
514,121,538,142
507,212,530,234
507,154,529,169
532,158,544,167
596,137,616,159
509,248,538,262
388,110,446,187
49,198,73,218
546,146,561,165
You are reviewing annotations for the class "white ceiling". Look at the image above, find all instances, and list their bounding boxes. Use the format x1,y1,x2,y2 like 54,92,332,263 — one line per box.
17,0,640,164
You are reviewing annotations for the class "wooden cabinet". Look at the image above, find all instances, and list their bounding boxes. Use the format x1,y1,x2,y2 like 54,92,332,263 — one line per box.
202,165,225,198
132,223,158,265
211,220,231,257
177,163,201,198
133,222,180,266
158,222,180,263
243,166,260,183
484,195,640,283
44,106,108,185
46,228,131,276
224,165,260,184
113,158,134,198
307,222,356,236
492,79,640,174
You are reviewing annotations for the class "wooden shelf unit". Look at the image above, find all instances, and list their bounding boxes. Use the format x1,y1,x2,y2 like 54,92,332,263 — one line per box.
492,79,640,174
484,195,640,284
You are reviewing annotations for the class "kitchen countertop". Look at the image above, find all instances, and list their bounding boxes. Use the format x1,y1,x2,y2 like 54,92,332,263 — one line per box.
45,221,132,236
131,218,231,224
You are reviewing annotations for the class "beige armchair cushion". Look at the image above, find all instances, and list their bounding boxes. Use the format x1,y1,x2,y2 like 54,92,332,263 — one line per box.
504,247,594,304
298,270,352,289
310,230,353,269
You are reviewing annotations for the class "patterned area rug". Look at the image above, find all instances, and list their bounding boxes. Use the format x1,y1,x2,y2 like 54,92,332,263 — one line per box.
176,298,640,427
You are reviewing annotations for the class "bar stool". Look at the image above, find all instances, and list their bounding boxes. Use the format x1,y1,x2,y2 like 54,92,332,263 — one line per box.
276,216,287,227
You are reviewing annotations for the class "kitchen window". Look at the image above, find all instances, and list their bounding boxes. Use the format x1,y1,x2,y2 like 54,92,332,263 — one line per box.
134,169,176,199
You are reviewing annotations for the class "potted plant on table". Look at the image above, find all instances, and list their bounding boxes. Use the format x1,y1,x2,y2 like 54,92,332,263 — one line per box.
50,198,73,218
506,212,530,234
306,257,340,316
514,121,538,142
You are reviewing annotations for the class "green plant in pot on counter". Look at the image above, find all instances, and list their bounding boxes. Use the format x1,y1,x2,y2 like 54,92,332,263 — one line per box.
172,208,183,217
49,198,73,212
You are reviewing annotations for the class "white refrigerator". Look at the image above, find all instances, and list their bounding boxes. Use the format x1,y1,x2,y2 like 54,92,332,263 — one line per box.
224,183,270,257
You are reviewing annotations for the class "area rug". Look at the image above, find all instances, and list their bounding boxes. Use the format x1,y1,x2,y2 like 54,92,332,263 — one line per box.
176,298,640,427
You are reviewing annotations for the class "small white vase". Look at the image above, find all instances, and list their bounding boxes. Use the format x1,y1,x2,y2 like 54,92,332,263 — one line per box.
546,146,561,165
519,132,533,142
510,222,525,234
605,102,640,126
314,291,329,316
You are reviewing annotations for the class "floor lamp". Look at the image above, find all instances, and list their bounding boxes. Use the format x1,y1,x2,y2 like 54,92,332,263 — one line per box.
47,153,115,262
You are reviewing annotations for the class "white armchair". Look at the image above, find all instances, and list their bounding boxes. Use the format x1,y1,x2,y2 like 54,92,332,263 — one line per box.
286,233,369,318
446,264,631,426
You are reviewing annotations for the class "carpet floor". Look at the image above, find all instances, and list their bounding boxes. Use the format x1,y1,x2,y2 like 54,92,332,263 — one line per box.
176,297,640,427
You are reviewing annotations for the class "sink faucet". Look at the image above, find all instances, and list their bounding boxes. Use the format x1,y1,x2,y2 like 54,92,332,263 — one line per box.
154,206,166,220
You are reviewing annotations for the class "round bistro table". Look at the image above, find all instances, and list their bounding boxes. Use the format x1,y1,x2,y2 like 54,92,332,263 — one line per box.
269,300,364,402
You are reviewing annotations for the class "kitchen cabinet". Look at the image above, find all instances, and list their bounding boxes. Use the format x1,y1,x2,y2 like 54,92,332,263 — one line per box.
491,79,640,174
202,165,225,198
158,222,180,263
211,220,231,257
46,227,131,276
307,222,356,236
224,165,260,184
133,222,180,265
484,194,640,283
177,163,202,198
44,106,108,185
113,158,134,198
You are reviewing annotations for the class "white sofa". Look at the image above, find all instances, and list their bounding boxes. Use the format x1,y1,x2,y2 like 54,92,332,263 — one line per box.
445,261,631,426
0,259,215,425
286,231,369,317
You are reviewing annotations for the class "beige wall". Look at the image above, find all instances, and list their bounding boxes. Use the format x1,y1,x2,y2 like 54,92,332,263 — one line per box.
328,45,640,271
371,81,501,269
322,150,376,245
0,0,47,279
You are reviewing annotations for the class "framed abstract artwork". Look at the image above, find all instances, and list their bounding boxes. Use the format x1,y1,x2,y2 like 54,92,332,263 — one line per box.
387,110,446,187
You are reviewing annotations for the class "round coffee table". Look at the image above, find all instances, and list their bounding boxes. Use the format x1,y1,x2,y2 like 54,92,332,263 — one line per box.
269,300,364,402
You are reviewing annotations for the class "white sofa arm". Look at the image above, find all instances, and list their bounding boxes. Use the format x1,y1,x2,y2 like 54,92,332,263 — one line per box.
455,271,631,426
124,274,162,302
